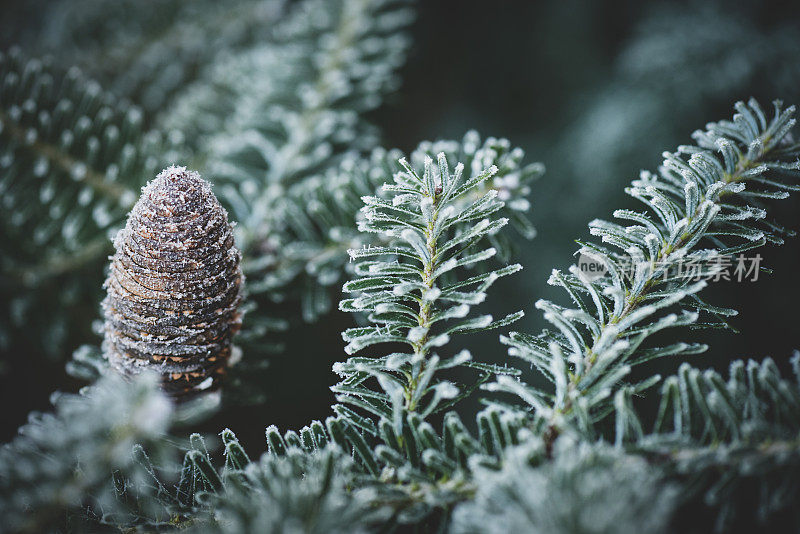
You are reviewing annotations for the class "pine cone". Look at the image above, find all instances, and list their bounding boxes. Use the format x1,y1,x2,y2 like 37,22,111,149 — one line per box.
102,166,243,398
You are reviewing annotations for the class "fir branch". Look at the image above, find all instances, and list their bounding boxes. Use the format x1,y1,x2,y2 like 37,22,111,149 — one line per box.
284,151,528,521
451,438,679,534
615,354,800,531
196,443,386,533
492,99,800,441
34,0,288,119
159,149,535,527
169,0,413,182
158,407,533,528
0,49,176,356
166,0,415,323
0,374,172,533
336,152,523,422
249,132,542,322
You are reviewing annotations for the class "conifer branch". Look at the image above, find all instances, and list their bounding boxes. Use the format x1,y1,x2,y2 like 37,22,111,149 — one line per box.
451,439,678,534
0,374,172,533
614,354,800,529
145,0,417,337
38,0,289,118
336,152,524,422
5,5,800,527
248,132,542,322
492,99,800,442
0,49,176,355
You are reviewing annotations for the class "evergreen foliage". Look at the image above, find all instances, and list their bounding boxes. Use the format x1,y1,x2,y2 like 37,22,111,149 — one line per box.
197,444,384,533
3,89,800,533
34,0,288,118
177,0,417,323
0,48,175,355
450,438,679,534
615,355,800,530
264,132,541,322
0,374,172,533
2,1,800,531
493,99,800,441
336,151,523,424
103,100,796,531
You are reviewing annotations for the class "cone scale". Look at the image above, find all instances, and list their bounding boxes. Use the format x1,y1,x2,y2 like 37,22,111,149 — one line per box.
102,166,243,398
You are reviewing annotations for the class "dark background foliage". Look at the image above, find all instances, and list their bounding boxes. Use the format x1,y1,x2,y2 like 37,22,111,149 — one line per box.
2,0,800,455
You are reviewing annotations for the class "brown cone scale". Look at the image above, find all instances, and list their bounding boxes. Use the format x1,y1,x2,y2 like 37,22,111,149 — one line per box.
102,166,243,399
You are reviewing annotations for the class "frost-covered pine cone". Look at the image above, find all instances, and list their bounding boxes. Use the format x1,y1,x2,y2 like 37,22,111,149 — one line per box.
102,166,243,398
